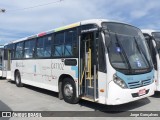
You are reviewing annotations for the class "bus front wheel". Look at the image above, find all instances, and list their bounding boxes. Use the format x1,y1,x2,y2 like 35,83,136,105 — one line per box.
62,78,79,104
15,71,23,87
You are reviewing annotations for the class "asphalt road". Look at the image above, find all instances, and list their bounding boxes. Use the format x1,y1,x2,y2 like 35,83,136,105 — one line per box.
0,78,160,120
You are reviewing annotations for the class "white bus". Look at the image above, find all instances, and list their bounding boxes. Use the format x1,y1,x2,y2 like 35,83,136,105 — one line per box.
5,19,155,105
0,47,4,77
142,29,160,91
0,44,12,79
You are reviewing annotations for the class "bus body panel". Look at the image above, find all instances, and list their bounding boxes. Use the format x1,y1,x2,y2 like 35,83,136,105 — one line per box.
6,71,11,79
0,71,2,77
11,58,78,93
97,71,107,104
107,80,155,105
2,60,7,78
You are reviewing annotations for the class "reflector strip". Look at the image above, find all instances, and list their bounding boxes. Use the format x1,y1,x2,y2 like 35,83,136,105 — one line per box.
55,23,80,32
38,32,46,37
100,89,104,92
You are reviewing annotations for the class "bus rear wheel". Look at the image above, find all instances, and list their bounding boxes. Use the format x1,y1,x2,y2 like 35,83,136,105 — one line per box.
62,78,79,104
15,71,23,87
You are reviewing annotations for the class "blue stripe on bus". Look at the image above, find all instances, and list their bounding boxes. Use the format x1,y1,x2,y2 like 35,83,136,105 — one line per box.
116,70,154,89
71,66,78,78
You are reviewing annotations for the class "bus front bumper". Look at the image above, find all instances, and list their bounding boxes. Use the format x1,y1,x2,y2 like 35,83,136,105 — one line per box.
106,81,155,105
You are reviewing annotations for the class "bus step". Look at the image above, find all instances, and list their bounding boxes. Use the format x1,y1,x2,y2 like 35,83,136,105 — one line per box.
87,86,94,88
81,96,98,102
86,86,98,98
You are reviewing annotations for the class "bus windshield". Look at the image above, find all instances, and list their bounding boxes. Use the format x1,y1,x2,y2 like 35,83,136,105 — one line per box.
102,22,152,74
152,32,160,41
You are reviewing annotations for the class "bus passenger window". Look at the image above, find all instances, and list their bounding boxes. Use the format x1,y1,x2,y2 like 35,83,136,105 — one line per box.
37,35,52,58
64,45,72,56
15,42,24,59
53,29,77,57
24,40,35,58
64,29,77,57
54,45,63,56
53,32,64,57
11,44,15,59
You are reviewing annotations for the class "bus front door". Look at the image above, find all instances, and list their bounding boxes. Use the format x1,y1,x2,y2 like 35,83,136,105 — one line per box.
80,31,98,101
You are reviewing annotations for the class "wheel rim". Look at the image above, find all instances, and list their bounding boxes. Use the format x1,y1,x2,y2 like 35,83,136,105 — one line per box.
64,83,73,99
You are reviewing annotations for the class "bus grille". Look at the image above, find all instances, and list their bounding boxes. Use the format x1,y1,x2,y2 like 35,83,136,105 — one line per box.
128,79,152,89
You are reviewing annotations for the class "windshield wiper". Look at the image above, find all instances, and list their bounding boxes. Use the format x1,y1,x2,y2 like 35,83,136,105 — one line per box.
115,33,132,72
134,37,151,68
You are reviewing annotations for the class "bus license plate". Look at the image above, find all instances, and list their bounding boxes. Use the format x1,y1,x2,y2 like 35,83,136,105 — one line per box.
138,89,146,96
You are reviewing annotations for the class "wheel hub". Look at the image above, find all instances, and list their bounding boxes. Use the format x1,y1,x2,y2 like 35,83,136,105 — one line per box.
64,84,73,99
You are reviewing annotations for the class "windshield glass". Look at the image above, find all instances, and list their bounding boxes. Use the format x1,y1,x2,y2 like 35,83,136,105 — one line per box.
152,32,160,40
152,32,160,56
102,22,152,74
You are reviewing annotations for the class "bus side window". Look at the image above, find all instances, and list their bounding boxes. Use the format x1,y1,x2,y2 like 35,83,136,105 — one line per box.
53,32,64,57
24,39,36,58
53,29,78,57
15,42,24,59
44,36,52,57
11,44,15,59
36,35,52,58
65,28,77,57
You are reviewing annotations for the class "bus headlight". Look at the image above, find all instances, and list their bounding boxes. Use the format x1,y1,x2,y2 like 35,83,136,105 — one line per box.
113,74,128,89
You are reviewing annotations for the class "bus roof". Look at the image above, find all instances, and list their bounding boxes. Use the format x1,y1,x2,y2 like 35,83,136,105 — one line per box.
141,29,160,36
141,29,155,35
0,45,4,48
9,19,132,44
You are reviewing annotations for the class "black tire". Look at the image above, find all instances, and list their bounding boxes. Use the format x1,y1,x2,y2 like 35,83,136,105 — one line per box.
62,78,79,104
15,71,23,87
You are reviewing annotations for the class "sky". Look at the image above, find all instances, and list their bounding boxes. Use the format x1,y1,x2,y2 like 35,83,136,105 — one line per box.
0,0,160,45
